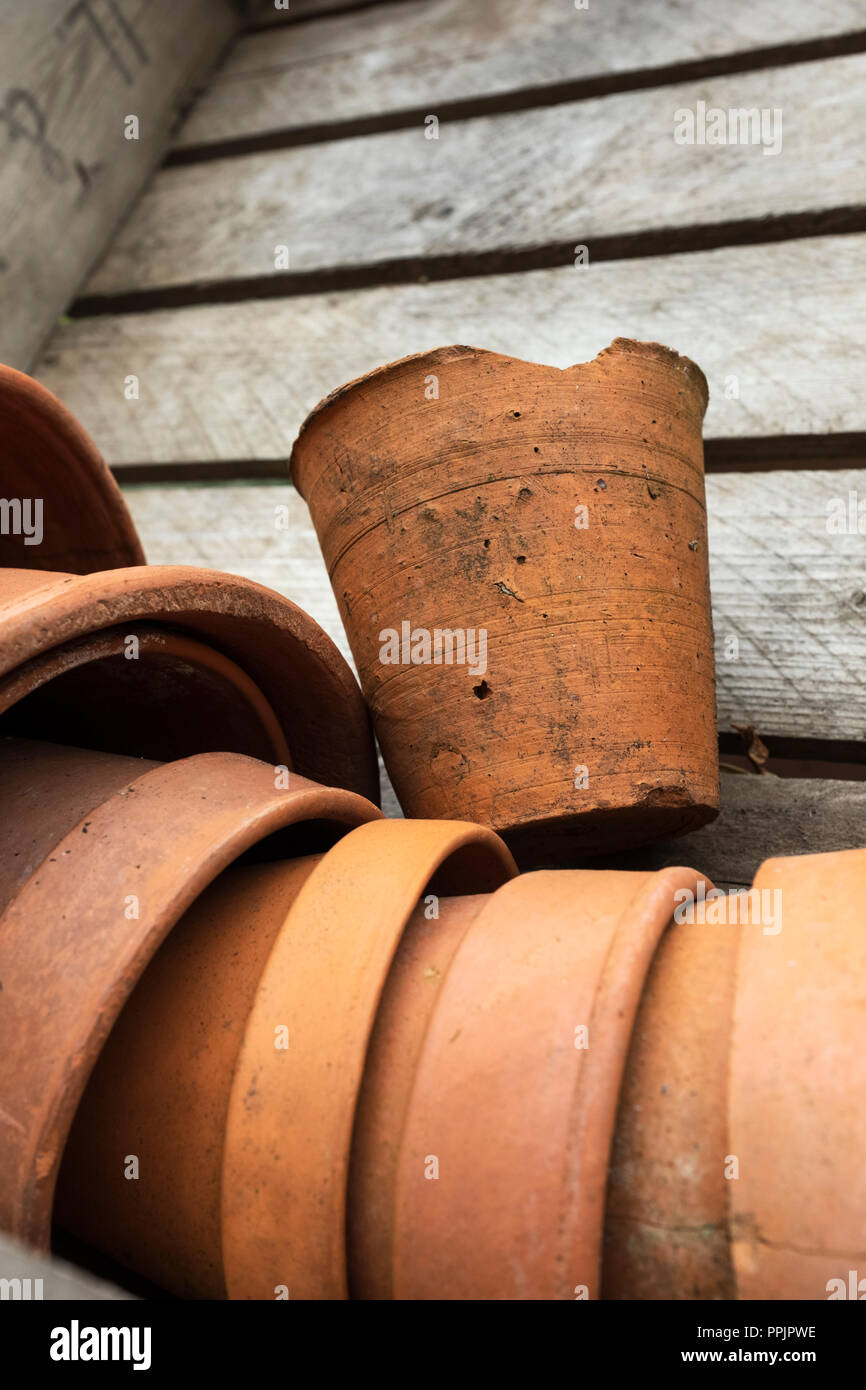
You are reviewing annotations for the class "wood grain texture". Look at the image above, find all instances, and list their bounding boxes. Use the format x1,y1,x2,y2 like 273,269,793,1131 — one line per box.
36,235,866,465
710,468,866,748
601,773,866,889
178,0,866,146
0,0,240,369
82,54,866,301
248,0,416,25
0,1230,133,1300
119,469,866,750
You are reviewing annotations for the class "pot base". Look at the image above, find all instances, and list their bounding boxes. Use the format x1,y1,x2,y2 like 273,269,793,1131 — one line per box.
501,797,718,868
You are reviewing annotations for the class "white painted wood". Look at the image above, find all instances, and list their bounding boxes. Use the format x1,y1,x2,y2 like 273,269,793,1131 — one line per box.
83,54,866,300
119,467,866,748
178,0,866,146
36,235,866,464
0,0,240,368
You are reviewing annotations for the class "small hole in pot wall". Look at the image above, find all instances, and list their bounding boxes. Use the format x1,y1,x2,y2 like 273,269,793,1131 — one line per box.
515,555,526,564
473,680,492,700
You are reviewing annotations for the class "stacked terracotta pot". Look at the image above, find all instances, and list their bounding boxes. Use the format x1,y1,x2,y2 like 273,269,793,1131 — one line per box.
1,356,862,1302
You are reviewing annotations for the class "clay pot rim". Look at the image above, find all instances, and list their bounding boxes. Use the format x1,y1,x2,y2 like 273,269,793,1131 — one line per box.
0,622,292,765
289,338,709,493
0,565,378,801
0,747,381,1246
221,816,518,1300
0,364,145,571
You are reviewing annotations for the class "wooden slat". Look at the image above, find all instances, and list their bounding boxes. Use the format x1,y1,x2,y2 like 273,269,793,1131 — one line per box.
0,1230,133,1300
80,54,866,303
177,0,866,147
710,468,866,749
248,0,416,24
600,774,866,889
0,0,240,369
36,235,866,466
119,470,866,750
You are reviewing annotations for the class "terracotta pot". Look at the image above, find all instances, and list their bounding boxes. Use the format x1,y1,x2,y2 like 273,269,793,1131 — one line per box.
0,737,380,1250
729,850,866,1300
55,855,322,1300
0,364,144,573
53,819,516,1298
348,865,703,1299
0,565,377,797
347,892,488,1297
603,879,736,1300
605,850,866,1302
291,339,717,863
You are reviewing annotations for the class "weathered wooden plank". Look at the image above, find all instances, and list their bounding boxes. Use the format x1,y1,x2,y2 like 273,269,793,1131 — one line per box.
248,0,416,25
36,235,866,465
177,0,866,147
600,774,866,889
80,54,866,303
710,468,866,749
0,0,241,369
0,1230,134,1300
119,468,866,750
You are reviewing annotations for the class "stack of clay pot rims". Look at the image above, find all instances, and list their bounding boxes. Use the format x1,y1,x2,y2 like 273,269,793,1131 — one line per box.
2,359,864,1303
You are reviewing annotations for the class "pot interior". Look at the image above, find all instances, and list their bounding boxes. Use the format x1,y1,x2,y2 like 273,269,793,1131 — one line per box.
0,623,289,763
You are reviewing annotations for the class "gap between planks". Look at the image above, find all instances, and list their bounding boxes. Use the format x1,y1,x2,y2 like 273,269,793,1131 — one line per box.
118,470,866,753
69,210,866,318
36,235,866,468
167,31,866,163
74,53,866,306
178,0,866,149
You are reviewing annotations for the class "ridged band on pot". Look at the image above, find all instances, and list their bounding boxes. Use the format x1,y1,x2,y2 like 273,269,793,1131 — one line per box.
0,364,144,574
603,874,735,1300
221,817,518,1299
349,865,703,1299
0,565,378,799
291,340,717,862
0,741,381,1248
347,891,488,1298
729,850,866,1300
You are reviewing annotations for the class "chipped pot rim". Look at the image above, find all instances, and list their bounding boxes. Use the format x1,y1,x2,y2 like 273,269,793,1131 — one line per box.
289,339,709,493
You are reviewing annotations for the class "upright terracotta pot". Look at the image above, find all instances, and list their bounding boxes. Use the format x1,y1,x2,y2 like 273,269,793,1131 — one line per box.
291,339,717,862
0,565,377,796
348,865,704,1299
53,818,516,1299
0,364,144,573
0,738,380,1251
